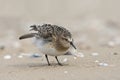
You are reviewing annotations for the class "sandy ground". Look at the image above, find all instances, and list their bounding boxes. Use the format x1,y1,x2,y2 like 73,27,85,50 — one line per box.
0,48,120,80
0,17,120,80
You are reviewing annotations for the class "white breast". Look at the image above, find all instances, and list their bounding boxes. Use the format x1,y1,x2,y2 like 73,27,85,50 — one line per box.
32,38,68,56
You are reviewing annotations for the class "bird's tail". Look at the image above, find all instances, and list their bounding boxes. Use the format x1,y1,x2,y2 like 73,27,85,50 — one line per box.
19,33,37,40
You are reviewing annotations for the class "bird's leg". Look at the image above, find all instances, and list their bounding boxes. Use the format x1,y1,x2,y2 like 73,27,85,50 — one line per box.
55,56,63,66
45,54,51,66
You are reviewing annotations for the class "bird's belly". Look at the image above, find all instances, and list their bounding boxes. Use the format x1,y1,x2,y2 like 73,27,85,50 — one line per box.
33,38,68,56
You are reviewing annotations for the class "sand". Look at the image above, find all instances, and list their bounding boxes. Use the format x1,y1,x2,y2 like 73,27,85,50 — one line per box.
0,46,120,80
0,17,120,80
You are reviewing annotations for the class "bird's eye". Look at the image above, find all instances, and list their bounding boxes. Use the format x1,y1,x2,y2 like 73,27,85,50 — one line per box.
62,38,68,41
65,38,68,41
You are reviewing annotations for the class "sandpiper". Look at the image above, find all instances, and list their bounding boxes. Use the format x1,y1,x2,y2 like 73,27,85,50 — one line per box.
19,24,76,66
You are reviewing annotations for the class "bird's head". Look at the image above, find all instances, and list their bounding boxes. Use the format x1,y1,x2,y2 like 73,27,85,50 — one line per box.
52,32,76,50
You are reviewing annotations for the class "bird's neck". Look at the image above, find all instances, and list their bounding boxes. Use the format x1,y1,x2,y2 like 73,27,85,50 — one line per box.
53,39,69,52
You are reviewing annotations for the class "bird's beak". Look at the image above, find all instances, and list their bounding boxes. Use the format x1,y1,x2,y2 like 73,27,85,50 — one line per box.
70,42,76,49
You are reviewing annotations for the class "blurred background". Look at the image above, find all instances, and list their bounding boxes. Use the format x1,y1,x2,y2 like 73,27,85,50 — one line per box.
0,0,120,51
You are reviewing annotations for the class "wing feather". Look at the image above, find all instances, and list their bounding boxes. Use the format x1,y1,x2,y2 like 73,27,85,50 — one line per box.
19,33,37,40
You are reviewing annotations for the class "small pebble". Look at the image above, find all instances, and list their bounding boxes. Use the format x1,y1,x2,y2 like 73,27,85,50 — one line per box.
70,49,84,57
91,52,99,56
113,52,118,55
64,71,68,74
63,58,68,62
95,60,99,63
108,41,115,47
75,52,84,58
19,53,42,58
0,45,5,50
18,55,23,58
31,53,41,58
4,55,12,60
73,57,77,60
98,62,108,67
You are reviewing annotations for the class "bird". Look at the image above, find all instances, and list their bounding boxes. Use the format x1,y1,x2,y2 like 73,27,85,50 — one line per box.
19,24,76,66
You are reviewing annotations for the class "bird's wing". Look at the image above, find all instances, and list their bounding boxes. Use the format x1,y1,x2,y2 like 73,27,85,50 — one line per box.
19,33,37,40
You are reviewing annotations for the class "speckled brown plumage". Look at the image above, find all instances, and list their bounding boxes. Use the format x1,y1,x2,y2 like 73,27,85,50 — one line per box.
19,24,76,66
